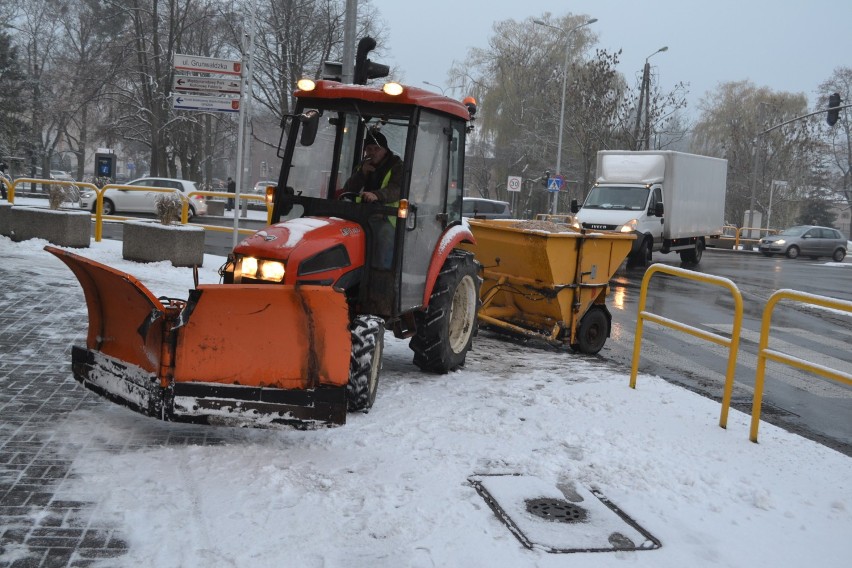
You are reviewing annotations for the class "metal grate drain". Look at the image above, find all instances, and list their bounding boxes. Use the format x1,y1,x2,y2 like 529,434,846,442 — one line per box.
525,498,588,523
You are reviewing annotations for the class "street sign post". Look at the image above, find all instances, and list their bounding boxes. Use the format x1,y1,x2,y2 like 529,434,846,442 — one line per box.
173,76,242,94
172,94,240,113
507,176,522,192
173,53,242,76
547,174,564,193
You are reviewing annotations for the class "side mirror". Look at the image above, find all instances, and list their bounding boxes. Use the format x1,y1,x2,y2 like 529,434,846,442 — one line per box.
299,110,320,146
654,202,664,217
570,199,579,214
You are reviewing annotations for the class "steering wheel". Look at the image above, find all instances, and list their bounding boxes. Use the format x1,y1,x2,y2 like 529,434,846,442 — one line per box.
337,191,360,202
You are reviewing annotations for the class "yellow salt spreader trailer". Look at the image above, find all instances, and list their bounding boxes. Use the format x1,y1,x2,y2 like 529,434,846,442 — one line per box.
462,219,635,354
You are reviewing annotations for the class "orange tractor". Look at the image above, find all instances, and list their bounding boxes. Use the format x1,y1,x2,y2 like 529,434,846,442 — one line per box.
48,74,482,428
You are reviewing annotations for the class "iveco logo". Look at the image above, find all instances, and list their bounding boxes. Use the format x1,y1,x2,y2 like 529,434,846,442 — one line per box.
590,225,607,229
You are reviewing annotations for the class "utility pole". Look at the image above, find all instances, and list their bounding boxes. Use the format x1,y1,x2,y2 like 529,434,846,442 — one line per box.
342,0,357,84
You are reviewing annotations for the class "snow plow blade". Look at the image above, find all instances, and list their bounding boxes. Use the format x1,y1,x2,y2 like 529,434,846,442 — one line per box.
45,246,352,428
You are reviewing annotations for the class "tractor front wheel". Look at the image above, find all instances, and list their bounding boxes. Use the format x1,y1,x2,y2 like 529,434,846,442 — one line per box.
347,315,385,412
410,251,480,373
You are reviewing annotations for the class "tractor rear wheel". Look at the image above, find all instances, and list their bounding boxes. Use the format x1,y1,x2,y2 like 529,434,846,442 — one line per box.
347,315,385,412
410,251,480,373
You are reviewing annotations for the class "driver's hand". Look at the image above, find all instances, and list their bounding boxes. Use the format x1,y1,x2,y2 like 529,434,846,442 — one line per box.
362,191,379,203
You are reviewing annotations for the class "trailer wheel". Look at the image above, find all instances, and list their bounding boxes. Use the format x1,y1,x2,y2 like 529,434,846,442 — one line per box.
410,251,481,373
571,306,609,355
347,315,385,412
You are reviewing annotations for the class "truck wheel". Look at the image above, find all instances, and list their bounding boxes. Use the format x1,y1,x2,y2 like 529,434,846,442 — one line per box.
410,251,481,373
571,306,609,355
786,245,799,259
347,315,384,412
679,240,704,265
833,248,846,262
627,238,651,268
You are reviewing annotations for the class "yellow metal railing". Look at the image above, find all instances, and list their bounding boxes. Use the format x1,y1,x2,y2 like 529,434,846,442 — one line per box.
749,290,852,443
7,178,272,242
630,264,744,429
187,190,273,226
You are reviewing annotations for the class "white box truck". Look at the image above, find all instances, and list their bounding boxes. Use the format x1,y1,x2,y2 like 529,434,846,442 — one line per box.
572,150,727,267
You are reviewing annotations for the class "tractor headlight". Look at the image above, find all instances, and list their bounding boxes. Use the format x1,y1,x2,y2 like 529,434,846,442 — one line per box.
239,256,286,282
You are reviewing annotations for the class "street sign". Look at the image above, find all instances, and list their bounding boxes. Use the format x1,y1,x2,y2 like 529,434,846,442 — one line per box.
173,53,242,76
173,76,242,94
547,174,564,192
507,175,522,193
172,94,240,113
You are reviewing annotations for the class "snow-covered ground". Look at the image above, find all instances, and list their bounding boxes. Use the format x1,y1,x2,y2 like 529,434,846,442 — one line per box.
1,231,850,567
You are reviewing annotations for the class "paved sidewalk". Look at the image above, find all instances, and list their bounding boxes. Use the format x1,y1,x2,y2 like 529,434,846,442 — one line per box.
0,257,130,567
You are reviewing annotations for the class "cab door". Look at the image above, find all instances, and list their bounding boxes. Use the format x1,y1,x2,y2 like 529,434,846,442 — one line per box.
398,111,458,312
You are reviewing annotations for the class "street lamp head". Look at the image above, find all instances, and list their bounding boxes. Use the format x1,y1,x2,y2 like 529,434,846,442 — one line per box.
586,18,598,25
646,46,669,61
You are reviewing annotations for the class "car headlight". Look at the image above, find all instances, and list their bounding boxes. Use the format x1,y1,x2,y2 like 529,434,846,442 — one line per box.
617,219,639,232
775,239,786,245
239,256,286,282
80,191,95,198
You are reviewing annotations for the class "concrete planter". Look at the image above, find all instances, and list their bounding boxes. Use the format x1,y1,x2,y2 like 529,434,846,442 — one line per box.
0,202,11,238
5,205,91,247
206,200,226,216
122,221,205,267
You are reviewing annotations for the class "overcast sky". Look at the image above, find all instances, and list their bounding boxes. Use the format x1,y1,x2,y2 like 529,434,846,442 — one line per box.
369,0,851,117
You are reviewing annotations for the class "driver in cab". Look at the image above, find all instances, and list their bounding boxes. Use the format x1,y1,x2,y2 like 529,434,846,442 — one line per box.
342,130,402,203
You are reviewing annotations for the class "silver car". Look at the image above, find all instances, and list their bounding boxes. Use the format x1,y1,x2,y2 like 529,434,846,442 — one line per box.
79,177,208,219
462,197,512,219
759,225,847,261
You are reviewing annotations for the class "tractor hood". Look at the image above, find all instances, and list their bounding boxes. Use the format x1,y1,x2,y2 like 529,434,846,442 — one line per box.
233,217,366,286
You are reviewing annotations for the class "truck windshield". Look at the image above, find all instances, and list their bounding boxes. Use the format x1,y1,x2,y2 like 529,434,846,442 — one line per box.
583,185,649,210
286,104,411,199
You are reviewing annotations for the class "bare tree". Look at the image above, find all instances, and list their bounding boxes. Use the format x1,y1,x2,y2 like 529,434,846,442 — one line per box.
692,81,821,229
818,67,852,210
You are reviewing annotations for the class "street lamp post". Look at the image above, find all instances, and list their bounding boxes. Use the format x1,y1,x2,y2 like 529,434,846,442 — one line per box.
534,17,597,215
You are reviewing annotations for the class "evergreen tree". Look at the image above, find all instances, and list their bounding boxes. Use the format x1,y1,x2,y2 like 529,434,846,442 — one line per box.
0,30,26,159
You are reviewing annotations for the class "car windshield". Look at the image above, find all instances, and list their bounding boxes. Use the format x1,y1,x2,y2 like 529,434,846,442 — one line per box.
779,226,809,237
583,185,649,210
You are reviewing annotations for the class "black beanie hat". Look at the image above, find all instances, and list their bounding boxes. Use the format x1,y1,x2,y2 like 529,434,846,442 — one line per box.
365,131,388,149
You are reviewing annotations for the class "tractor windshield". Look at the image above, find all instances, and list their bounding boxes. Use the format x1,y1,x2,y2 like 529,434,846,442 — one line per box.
284,103,411,200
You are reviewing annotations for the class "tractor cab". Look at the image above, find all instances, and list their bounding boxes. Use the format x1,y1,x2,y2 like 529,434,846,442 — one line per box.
227,80,478,328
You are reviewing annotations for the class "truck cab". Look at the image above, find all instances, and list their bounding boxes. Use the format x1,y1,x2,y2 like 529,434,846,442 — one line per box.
572,182,664,267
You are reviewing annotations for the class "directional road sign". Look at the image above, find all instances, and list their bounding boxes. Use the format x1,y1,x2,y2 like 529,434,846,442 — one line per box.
547,174,564,192
173,53,242,76
507,175,522,192
172,94,240,113
173,76,242,95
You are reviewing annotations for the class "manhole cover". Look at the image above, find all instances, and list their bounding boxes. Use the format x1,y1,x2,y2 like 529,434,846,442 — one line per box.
525,498,587,523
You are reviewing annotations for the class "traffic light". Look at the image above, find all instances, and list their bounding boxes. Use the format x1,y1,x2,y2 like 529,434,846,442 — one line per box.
353,37,389,85
827,92,842,126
